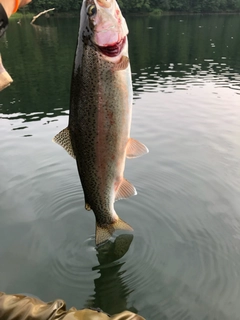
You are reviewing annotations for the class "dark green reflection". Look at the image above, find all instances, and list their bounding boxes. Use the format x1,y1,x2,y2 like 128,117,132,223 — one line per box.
0,18,78,118
127,14,240,72
0,14,239,119
85,234,136,315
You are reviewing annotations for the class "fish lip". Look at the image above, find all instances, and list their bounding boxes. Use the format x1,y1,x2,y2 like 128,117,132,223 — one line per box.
97,37,126,57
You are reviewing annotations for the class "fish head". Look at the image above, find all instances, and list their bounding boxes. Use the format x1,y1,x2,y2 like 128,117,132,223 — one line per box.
82,0,129,58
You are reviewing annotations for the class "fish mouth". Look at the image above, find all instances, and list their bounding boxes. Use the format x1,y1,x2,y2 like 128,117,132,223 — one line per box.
97,37,126,57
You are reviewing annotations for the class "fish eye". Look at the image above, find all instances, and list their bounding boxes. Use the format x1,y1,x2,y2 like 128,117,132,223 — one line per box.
87,5,97,16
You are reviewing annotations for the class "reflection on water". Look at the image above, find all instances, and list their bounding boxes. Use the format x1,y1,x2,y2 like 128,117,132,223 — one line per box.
0,14,240,320
133,62,240,96
96,234,134,264
86,235,135,315
0,14,240,119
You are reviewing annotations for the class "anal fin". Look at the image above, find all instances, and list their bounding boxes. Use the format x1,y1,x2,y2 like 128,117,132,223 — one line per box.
126,138,149,159
53,127,75,159
115,178,137,201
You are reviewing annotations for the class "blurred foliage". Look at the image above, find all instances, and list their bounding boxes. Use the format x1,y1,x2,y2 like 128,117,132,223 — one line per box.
28,0,82,12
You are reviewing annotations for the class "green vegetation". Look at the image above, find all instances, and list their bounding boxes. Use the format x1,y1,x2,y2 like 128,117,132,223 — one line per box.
28,0,80,12
27,0,240,14
10,12,33,19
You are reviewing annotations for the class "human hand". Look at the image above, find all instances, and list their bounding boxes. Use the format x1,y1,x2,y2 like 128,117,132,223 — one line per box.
19,0,32,9
0,0,32,17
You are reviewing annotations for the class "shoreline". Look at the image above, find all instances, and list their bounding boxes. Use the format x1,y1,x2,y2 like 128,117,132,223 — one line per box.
10,10,240,20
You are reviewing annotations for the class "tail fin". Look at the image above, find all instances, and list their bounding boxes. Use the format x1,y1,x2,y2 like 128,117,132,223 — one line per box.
96,218,133,246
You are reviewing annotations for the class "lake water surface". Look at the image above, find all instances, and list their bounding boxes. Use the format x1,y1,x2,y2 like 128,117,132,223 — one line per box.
0,13,240,320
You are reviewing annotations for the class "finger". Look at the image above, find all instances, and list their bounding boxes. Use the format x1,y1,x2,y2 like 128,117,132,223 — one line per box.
19,0,32,8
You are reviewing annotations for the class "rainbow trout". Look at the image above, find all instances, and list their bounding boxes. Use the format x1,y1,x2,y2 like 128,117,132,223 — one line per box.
53,0,148,245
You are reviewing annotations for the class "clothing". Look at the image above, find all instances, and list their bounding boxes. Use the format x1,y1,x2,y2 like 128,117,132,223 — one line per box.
0,3,12,91
0,3,8,38
0,292,145,320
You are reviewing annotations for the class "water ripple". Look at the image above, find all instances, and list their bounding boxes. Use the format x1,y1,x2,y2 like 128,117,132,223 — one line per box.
133,61,240,97
50,236,97,289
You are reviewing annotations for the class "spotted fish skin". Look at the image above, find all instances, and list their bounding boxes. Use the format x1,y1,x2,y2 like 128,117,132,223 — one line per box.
70,43,131,222
53,0,148,245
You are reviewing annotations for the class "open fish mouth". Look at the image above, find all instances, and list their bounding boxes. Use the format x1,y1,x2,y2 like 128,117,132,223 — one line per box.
97,37,126,57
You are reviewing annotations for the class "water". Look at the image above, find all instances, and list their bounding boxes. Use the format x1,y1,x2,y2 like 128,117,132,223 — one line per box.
0,13,240,319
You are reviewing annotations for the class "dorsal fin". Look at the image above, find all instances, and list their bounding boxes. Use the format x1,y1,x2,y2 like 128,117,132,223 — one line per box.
115,178,137,201
52,127,75,159
126,138,149,159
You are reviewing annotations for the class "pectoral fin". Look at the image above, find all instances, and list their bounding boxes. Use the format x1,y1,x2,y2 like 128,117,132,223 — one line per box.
115,178,137,201
126,138,149,159
53,127,75,159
